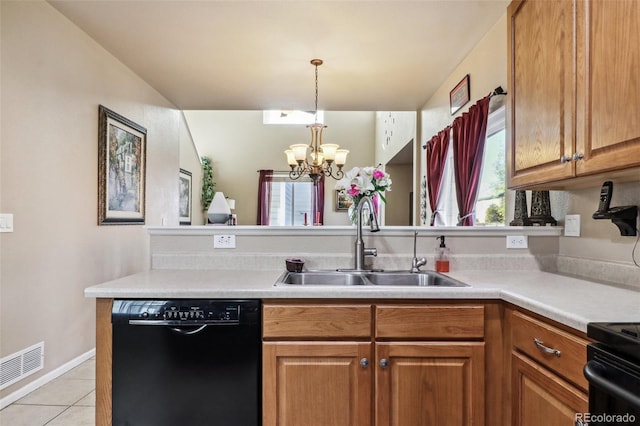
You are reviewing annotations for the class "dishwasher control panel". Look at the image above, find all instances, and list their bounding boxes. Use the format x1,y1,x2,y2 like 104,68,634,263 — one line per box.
112,299,260,325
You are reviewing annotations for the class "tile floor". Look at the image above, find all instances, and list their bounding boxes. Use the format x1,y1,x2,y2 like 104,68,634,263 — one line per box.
0,358,95,426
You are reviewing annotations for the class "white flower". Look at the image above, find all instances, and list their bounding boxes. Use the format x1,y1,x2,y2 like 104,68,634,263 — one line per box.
335,165,392,200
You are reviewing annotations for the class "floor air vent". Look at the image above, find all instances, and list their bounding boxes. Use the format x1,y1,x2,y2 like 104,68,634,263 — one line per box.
0,342,44,390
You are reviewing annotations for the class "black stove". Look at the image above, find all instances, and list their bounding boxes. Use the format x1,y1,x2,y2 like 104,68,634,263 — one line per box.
585,322,640,426
588,322,640,363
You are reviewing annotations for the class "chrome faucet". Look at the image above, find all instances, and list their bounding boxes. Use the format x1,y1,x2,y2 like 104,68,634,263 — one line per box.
410,231,427,273
354,196,380,271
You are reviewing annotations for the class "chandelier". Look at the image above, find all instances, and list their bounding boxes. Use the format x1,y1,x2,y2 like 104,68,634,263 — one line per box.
284,59,349,182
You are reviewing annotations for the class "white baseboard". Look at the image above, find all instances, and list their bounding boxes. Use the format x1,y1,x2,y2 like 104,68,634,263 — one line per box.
0,348,96,410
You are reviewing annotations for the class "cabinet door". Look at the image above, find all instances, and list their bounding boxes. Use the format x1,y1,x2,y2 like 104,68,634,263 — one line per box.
263,342,372,426
575,0,640,175
507,0,576,188
375,342,485,426
512,352,588,426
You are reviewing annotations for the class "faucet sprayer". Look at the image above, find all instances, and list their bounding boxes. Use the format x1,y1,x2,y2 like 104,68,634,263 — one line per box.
411,231,427,273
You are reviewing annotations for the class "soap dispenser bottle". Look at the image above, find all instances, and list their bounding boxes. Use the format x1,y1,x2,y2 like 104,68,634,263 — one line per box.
435,236,450,273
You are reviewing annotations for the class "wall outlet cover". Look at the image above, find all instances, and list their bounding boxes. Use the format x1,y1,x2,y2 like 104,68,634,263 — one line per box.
506,235,528,249
213,234,236,249
564,214,581,237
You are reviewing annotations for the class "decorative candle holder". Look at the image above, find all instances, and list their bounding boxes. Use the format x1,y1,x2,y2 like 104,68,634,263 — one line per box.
510,190,532,226
529,190,557,226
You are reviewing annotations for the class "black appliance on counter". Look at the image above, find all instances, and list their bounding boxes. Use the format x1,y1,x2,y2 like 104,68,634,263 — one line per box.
585,323,640,426
112,299,261,426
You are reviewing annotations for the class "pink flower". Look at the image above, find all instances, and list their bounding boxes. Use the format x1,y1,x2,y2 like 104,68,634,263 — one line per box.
373,169,385,180
347,184,360,197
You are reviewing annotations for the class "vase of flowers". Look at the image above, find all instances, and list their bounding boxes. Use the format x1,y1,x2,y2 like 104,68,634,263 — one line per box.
335,166,392,225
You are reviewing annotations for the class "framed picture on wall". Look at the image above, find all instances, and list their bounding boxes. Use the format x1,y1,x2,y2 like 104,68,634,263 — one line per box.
450,74,470,115
97,105,147,225
179,169,192,225
335,190,353,211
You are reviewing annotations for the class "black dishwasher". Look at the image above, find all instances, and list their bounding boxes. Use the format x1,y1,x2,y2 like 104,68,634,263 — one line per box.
112,299,261,426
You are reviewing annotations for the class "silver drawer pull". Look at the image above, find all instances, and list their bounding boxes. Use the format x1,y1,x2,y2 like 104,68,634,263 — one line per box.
379,358,389,368
533,338,561,357
360,358,369,368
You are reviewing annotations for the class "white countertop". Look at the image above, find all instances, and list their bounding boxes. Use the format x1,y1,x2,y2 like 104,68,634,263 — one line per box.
84,268,640,333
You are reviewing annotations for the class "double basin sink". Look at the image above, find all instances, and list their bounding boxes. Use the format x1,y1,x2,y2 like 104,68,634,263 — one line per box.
275,270,469,287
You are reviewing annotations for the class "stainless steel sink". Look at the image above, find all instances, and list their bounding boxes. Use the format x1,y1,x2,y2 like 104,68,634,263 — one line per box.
278,270,368,286
275,270,469,287
364,271,468,287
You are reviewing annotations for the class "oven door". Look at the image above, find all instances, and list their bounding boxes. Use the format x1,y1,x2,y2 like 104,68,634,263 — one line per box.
584,344,640,426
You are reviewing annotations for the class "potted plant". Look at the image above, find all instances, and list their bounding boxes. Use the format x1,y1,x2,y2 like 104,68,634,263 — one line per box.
201,156,216,218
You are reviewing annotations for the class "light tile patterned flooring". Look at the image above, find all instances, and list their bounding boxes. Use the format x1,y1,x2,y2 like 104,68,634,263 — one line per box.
0,358,95,426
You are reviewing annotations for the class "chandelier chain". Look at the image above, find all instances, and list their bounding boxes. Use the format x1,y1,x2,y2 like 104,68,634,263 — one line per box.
314,62,319,121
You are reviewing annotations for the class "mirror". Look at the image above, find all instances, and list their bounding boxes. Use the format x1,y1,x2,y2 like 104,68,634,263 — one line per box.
183,110,417,226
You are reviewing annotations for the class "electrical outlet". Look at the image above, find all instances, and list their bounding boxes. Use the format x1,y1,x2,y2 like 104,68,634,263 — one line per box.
564,214,581,237
506,235,528,249
0,213,14,233
213,234,236,249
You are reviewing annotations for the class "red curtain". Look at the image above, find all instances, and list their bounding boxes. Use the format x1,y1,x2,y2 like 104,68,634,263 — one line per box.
257,169,273,225
312,175,325,225
452,95,491,226
425,127,451,225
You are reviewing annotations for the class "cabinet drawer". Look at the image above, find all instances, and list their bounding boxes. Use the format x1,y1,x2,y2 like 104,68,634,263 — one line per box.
263,304,371,339
375,305,485,339
511,311,589,390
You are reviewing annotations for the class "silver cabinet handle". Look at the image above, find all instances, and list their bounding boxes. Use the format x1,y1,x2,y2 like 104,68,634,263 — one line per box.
575,419,588,426
573,152,584,161
533,338,561,357
379,358,389,368
560,155,572,163
360,358,369,368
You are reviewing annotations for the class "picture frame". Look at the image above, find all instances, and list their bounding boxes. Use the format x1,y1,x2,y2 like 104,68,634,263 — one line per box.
335,190,353,211
450,74,470,115
98,105,147,225
179,169,192,225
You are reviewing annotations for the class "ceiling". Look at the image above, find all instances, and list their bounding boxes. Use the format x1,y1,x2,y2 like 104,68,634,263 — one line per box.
48,0,508,111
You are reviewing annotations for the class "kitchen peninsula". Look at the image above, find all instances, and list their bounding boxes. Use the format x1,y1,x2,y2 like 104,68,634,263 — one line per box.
86,226,640,426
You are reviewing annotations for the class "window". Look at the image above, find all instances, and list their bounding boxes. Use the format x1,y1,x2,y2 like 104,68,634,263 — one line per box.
434,105,506,226
267,173,314,226
263,110,324,125
475,115,506,225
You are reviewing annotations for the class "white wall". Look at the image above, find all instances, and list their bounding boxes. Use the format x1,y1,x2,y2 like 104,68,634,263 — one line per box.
0,1,199,398
183,110,375,226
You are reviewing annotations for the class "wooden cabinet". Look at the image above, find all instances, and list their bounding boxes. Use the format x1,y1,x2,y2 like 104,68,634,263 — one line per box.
263,302,486,426
508,310,589,426
507,0,640,189
376,342,485,426
262,342,372,426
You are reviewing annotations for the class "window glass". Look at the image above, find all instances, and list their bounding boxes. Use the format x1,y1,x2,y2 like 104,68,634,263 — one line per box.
263,110,324,125
268,174,314,226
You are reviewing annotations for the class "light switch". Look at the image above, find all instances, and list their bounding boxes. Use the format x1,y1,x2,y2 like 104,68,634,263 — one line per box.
0,213,14,232
564,215,581,237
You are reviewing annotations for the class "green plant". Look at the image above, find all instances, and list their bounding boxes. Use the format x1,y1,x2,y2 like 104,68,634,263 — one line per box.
485,203,505,224
201,156,216,211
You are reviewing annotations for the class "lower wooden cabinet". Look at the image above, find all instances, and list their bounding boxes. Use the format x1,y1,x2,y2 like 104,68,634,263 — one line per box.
508,309,589,426
512,352,588,426
262,303,486,426
376,342,485,426
262,342,372,426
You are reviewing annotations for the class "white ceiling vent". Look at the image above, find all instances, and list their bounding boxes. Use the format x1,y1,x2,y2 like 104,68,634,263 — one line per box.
0,342,44,390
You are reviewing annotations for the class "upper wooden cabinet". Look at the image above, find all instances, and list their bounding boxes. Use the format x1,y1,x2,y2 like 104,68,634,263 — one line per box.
507,0,640,189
